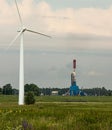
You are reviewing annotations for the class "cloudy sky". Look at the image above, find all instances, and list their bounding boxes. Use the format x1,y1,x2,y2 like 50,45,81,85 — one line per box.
0,0,112,89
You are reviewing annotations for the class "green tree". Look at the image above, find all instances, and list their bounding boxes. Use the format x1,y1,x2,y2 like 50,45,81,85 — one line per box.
12,88,19,95
2,84,12,95
0,87,2,94
101,87,108,96
25,91,35,105
25,83,40,96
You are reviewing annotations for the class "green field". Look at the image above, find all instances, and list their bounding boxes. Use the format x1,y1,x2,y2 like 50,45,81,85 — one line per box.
0,95,112,130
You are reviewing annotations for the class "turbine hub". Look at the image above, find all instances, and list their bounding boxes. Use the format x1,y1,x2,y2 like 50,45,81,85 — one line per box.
17,27,26,32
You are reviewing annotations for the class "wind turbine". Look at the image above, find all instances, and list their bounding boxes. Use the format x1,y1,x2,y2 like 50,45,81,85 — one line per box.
8,0,51,105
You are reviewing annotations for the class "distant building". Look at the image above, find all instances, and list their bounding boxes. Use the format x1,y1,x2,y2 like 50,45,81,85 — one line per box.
40,93,44,96
51,91,58,96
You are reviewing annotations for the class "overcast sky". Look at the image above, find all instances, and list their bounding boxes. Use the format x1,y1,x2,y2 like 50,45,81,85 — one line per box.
0,0,112,89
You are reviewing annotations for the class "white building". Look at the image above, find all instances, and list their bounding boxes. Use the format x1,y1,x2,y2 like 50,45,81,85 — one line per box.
51,91,58,96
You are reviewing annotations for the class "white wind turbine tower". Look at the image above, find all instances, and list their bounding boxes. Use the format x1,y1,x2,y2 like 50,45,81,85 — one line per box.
8,0,51,105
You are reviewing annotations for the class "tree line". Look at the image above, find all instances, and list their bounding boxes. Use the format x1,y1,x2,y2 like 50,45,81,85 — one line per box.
83,87,112,96
0,83,112,96
0,83,40,96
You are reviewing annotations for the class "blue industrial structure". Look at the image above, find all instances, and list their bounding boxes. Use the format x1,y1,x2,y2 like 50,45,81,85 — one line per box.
70,82,85,96
70,85,79,96
69,59,85,96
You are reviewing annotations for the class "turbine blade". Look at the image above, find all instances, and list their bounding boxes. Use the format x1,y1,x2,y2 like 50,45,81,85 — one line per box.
6,30,23,50
15,0,23,25
26,29,52,38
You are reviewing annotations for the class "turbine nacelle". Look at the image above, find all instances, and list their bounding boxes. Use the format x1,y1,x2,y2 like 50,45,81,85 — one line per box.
17,27,26,33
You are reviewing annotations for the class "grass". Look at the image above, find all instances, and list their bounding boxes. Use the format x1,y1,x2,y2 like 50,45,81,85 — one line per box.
37,95,112,102
0,95,112,130
1,95,112,103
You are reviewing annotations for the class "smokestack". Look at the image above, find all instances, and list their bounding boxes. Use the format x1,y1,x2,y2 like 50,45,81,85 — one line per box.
73,59,76,69
71,59,76,86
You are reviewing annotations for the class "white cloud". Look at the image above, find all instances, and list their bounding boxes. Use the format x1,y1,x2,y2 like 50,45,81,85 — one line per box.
0,0,112,50
87,70,103,76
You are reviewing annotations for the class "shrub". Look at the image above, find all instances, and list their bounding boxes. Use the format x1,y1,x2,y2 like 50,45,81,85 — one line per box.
25,92,35,105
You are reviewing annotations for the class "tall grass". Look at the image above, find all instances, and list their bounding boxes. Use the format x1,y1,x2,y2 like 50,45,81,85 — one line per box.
0,95,112,129
0,103,112,129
